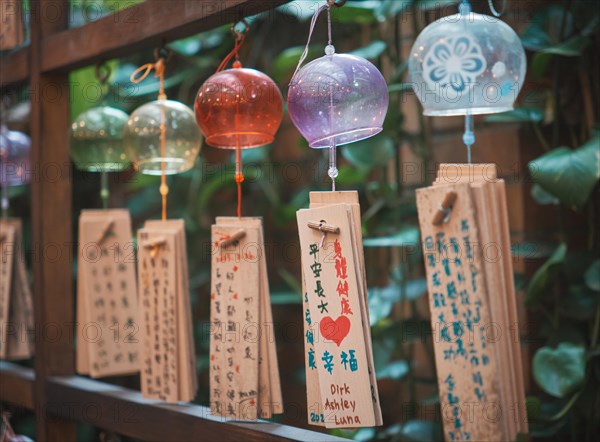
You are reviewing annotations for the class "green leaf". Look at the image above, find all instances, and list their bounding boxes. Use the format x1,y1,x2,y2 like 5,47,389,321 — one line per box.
350,40,387,60
528,135,600,210
353,428,376,442
367,279,427,325
270,291,302,305
531,52,553,79
334,165,370,186
416,0,460,11
272,45,321,82
376,0,412,19
540,35,590,56
520,5,573,52
364,226,420,248
512,241,556,259
331,1,379,24
168,35,202,56
584,259,600,291
377,359,409,380
561,285,599,320
533,343,585,398
531,183,559,205
396,420,442,442
388,83,413,94
277,1,327,21
341,134,396,170
485,107,544,123
525,243,567,306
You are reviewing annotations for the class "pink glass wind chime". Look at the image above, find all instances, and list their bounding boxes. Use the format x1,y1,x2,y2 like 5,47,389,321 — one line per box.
288,0,389,190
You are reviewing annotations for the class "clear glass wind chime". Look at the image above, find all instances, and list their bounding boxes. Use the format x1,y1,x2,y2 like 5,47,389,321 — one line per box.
70,63,130,209
125,48,202,220
288,0,389,190
408,0,526,163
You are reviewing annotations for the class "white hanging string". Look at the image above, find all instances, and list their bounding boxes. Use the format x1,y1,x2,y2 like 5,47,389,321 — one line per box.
487,0,507,17
290,2,332,83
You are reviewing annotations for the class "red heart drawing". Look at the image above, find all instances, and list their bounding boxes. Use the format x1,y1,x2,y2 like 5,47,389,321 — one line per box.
320,316,351,347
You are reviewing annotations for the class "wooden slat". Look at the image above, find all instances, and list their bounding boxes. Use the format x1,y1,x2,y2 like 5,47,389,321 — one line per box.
46,376,348,442
0,361,35,409
0,47,29,88
29,1,76,441
40,0,290,73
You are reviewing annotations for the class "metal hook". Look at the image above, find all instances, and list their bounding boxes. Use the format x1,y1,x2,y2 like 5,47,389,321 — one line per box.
153,45,172,63
231,18,250,40
95,62,111,85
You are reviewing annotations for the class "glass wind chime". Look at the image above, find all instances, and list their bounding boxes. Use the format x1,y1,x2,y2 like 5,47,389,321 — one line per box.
70,64,130,209
408,0,526,162
126,48,202,219
288,1,388,190
195,20,283,217
195,21,284,420
123,49,201,402
0,120,31,218
288,0,387,429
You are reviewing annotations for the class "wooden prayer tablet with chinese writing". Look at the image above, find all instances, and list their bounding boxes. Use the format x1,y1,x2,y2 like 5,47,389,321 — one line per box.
209,217,283,420
0,218,34,360
137,219,197,403
416,165,528,442
297,201,382,428
76,210,139,378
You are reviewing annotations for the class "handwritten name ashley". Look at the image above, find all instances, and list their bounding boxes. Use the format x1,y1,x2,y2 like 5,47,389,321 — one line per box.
323,383,361,425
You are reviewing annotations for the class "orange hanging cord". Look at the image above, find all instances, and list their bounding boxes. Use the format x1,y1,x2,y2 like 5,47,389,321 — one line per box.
217,20,249,218
131,51,169,220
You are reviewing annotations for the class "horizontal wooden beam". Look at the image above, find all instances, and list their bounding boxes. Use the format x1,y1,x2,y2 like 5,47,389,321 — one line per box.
45,376,347,442
40,0,289,73
0,47,29,88
0,361,35,409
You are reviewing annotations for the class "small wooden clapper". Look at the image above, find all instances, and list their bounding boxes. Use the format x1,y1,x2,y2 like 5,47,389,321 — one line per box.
209,217,283,420
416,164,528,442
76,209,139,377
0,218,34,360
296,191,382,428
137,219,197,403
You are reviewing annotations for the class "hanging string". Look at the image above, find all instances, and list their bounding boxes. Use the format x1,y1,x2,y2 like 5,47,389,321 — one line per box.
131,51,169,220
216,20,250,217
95,62,112,209
291,1,343,191
290,3,329,81
235,144,243,218
463,113,475,164
217,20,249,72
487,0,507,17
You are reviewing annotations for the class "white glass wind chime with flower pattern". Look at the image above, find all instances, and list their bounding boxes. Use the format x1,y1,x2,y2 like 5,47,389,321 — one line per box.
409,0,526,162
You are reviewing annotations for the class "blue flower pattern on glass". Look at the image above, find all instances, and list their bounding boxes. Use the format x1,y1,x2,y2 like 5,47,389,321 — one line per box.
423,34,486,93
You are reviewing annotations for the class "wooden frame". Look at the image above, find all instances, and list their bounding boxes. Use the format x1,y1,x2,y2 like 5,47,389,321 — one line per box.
0,1,345,440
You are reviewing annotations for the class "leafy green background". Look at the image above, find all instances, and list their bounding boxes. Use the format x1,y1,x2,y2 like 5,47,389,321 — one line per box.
2,0,600,441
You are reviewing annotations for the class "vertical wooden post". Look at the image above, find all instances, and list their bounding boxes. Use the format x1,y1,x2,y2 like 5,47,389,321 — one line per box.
29,1,76,440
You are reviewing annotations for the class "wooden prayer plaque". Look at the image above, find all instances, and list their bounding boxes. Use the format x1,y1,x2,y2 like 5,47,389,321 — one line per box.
209,217,283,420
0,218,34,360
416,164,528,442
297,200,382,428
137,219,197,403
77,210,139,377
